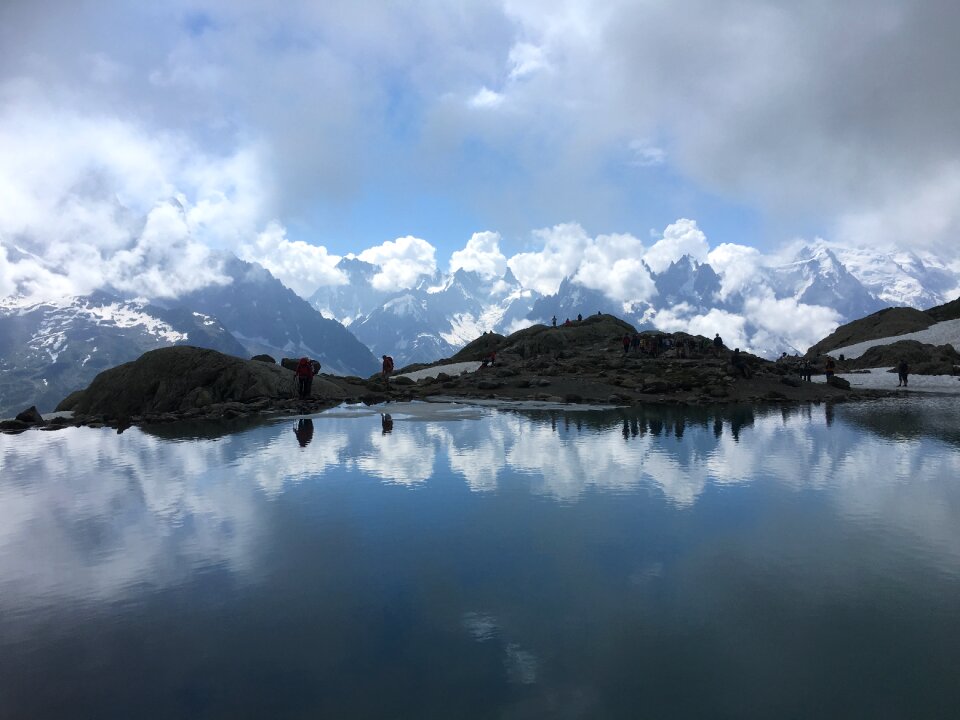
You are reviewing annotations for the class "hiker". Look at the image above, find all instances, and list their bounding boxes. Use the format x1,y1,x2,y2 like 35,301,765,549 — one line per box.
824,356,836,381
800,359,812,382
898,359,910,387
713,333,724,357
630,333,640,354
622,333,631,354
480,350,497,368
381,354,394,383
551,316,557,327
577,313,582,322
564,318,571,326
293,419,314,447
295,357,314,398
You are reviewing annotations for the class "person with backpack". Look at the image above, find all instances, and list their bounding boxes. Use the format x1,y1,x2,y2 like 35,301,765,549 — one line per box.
824,356,836,381
295,357,314,399
898,359,910,387
622,334,631,354
382,354,394,383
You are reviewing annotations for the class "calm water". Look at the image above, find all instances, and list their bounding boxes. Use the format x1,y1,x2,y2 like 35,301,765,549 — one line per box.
2,399,960,719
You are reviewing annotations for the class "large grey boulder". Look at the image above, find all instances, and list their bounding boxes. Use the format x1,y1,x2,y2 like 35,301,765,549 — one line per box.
56,346,351,418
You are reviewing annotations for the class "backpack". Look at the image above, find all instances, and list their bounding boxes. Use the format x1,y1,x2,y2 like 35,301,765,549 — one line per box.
384,356,394,372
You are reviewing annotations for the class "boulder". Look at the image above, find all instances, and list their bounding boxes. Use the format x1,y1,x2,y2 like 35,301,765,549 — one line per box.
57,346,352,418
252,354,277,364
15,406,43,424
827,375,851,390
780,375,802,388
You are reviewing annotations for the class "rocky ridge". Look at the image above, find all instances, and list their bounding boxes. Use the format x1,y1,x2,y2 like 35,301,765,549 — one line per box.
2,315,905,434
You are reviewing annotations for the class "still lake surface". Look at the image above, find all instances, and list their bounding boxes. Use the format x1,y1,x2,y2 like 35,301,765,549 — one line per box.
2,399,960,719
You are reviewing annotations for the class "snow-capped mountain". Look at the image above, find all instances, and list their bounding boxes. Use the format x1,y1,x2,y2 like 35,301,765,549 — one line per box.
833,246,960,309
172,255,379,377
0,292,246,416
311,243,958,366
764,246,885,320
313,263,539,367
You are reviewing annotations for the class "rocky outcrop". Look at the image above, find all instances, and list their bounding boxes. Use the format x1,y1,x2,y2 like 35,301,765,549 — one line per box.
808,307,934,356
845,340,960,375
56,346,358,419
15,406,43,424
251,354,276,364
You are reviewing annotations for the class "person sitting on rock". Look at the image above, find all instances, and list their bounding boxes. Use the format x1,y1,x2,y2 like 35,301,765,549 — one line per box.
295,357,315,398
898,359,910,387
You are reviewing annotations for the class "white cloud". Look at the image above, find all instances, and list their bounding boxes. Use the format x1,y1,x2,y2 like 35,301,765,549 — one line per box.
628,140,666,167
652,305,749,351
742,290,842,354
707,243,763,301
573,232,656,303
469,87,505,108
239,222,347,298
507,222,592,295
358,235,437,292
643,218,710,274
508,42,548,79
449,231,508,277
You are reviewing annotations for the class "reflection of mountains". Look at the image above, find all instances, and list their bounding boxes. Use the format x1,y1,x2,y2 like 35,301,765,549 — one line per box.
4,401,960,609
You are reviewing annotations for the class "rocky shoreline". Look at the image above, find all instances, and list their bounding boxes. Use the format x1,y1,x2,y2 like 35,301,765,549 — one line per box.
1,315,916,435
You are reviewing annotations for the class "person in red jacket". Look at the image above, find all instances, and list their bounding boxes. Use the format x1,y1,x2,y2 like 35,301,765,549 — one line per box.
295,357,314,398
382,354,394,383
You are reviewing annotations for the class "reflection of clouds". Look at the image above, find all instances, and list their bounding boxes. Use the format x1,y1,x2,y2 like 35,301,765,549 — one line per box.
356,425,436,485
4,401,960,611
0,421,352,607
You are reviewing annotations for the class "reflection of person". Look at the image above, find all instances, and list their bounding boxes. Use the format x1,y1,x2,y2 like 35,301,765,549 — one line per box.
898,360,910,387
293,419,314,447
381,413,393,434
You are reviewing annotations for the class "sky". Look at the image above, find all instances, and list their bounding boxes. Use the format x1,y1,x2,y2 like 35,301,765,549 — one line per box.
2,0,960,306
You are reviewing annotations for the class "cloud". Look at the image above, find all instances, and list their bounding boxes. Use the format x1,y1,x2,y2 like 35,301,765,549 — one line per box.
742,290,842,354
652,305,749,351
643,219,709,274
469,87,505,108
707,243,763,301
239,222,347,298
358,235,437,292
573,232,656,303
507,222,592,295
449,231,508,277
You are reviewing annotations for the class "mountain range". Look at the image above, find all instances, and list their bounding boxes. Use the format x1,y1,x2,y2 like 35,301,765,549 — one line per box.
2,239,958,417
309,244,959,367
0,257,379,416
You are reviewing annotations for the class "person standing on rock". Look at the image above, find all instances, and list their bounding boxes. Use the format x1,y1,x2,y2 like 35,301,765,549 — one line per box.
622,334,631,354
552,316,557,327
898,359,910,387
295,357,314,399
382,354,394,384
713,333,724,357
824,356,836,382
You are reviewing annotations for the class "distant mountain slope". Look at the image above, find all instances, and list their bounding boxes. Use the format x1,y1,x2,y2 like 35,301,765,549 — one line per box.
175,256,379,376
807,294,960,359
0,292,246,416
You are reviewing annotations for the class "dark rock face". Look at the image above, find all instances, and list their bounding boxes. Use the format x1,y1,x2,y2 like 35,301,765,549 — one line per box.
15,406,43,424
252,354,276,364
57,346,354,418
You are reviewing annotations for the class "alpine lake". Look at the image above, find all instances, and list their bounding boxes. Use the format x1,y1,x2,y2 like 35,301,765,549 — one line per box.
2,397,960,719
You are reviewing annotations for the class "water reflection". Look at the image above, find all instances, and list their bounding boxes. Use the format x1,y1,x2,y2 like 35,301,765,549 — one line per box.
2,399,960,717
